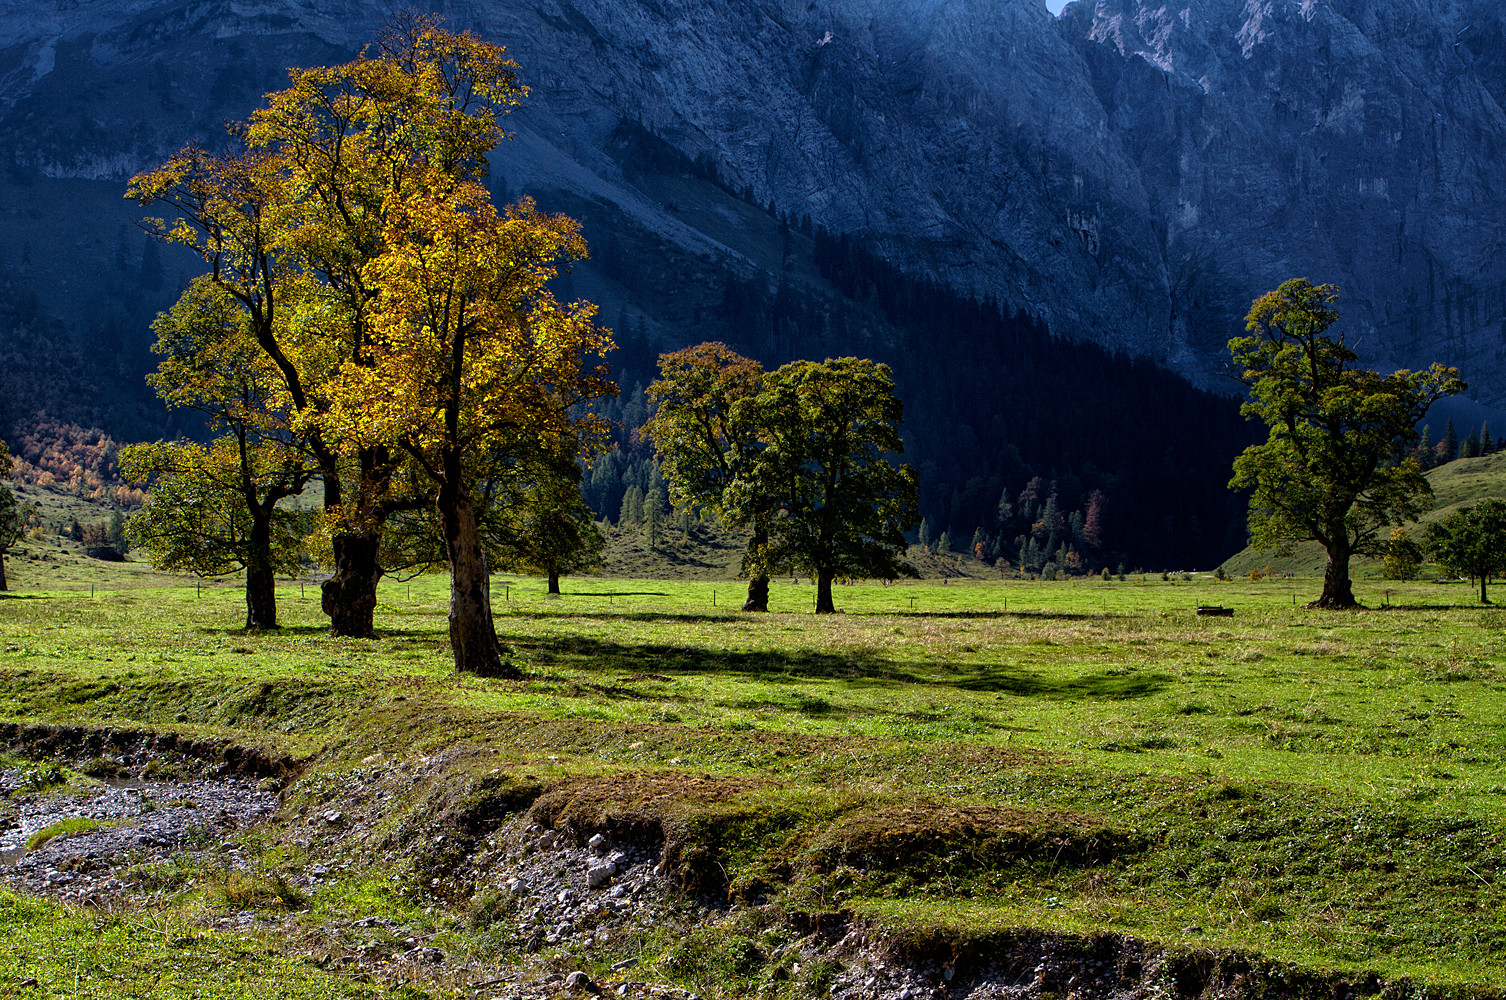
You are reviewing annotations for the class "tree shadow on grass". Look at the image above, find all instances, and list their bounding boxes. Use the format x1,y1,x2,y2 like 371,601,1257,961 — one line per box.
503,633,1171,702
194,625,439,639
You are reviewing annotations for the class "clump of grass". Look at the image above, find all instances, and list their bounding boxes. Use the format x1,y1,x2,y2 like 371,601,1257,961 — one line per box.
27,817,109,851
18,764,67,793
212,870,307,912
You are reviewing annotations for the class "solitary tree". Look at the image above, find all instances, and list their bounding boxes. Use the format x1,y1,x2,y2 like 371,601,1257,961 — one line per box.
727,357,919,613
1229,279,1464,607
1425,500,1506,603
484,456,605,595
646,343,773,610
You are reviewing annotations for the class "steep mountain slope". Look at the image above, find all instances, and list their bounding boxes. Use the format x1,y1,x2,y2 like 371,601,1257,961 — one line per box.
0,0,1501,567
1,0,1502,389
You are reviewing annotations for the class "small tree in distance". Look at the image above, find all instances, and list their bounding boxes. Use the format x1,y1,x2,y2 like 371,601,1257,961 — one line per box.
1229,279,1464,608
1381,527,1422,581
1425,500,1506,603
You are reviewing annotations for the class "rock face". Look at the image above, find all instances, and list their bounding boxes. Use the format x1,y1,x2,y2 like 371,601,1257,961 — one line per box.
0,0,1502,396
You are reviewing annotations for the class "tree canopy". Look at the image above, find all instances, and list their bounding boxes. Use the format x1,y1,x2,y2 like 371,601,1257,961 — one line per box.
726,356,919,613
1425,499,1506,603
1229,279,1463,608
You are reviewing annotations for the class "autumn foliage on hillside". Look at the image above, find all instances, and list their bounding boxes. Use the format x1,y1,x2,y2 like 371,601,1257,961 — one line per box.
6,417,144,506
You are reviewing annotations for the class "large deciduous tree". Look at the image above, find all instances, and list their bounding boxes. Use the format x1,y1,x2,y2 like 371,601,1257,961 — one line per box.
1229,279,1464,608
728,357,918,613
646,343,773,611
128,16,523,639
324,183,613,676
121,280,317,628
1425,500,1506,604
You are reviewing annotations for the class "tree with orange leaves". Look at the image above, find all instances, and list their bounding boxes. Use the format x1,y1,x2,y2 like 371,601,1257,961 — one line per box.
128,16,530,640
324,183,613,675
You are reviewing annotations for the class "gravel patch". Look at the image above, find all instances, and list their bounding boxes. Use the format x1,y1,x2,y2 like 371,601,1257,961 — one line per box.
0,769,278,906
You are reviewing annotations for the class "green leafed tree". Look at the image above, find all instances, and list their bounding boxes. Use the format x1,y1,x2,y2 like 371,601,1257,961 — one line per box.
1229,279,1464,608
485,458,605,596
122,280,318,629
726,357,919,613
646,343,773,610
1425,499,1506,603
122,439,314,622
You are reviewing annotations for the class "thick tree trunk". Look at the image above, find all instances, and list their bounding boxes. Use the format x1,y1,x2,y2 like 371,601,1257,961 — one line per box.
441,484,517,678
547,568,561,595
741,526,770,612
743,575,770,612
1311,538,1360,608
318,448,395,639
0,552,7,592
322,531,381,638
244,512,278,630
815,570,836,614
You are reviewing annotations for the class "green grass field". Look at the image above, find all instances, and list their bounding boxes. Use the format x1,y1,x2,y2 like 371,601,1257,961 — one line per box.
2,557,1506,996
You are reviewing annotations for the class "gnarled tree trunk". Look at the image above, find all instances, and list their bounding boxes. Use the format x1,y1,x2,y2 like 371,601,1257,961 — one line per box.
441,482,518,678
1311,536,1359,609
547,567,561,595
743,574,770,612
322,531,381,638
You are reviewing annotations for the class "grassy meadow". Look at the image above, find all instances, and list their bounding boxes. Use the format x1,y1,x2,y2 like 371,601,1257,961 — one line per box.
2,552,1506,996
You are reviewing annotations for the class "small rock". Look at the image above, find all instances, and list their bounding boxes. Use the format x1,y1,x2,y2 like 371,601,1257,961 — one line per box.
322,810,342,825
565,970,597,992
542,973,564,983
611,958,639,971
587,862,616,888
588,833,607,853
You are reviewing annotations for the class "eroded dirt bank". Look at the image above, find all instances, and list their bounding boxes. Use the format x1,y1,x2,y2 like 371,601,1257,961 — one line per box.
0,730,1452,1000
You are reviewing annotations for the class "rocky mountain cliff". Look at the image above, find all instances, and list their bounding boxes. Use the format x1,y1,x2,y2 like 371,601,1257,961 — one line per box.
1,0,1502,402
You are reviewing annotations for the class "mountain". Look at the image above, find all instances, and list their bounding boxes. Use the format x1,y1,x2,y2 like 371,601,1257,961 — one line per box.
0,0,1501,566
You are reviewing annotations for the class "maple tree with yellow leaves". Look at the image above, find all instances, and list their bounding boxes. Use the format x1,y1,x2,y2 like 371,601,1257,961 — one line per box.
129,17,615,672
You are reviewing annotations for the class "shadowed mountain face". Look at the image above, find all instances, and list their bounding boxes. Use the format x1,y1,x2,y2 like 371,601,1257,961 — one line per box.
1,0,1502,394
0,0,1500,565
